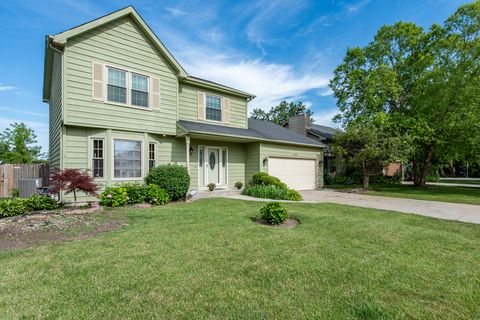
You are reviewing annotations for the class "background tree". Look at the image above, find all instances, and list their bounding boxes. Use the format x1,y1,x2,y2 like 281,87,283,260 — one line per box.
0,123,43,164
330,1,480,186
334,115,407,189
251,101,313,125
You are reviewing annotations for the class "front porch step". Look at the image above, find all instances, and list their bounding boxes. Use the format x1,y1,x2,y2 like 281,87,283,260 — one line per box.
188,188,242,201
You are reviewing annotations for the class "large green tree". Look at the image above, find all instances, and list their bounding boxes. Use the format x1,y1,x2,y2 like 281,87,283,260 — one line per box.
330,1,480,186
251,101,313,125
334,114,408,189
0,123,43,164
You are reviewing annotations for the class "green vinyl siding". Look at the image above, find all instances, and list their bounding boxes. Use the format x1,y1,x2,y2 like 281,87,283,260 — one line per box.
64,16,178,135
48,51,63,171
245,142,260,184
260,143,324,189
178,84,248,128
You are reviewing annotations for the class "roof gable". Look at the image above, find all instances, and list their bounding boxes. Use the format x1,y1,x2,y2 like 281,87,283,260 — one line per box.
52,6,187,78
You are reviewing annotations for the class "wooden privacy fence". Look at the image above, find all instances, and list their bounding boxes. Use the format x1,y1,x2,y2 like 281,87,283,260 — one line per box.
0,164,50,197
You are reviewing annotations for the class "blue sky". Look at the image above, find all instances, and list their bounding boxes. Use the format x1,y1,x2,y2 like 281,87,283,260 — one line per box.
0,0,469,153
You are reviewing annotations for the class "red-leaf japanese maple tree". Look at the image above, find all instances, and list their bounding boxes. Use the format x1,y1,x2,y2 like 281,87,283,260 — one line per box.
50,169,98,203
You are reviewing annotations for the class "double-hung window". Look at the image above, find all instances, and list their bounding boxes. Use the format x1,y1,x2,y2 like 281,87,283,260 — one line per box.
206,95,222,121
148,142,156,171
106,66,150,107
107,68,127,104
114,139,142,179
131,74,149,107
92,139,104,178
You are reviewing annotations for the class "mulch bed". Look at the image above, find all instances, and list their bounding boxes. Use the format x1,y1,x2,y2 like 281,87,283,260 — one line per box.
255,218,300,228
0,206,126,251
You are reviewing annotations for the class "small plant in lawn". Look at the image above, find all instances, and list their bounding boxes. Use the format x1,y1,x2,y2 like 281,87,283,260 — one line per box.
50,169,98,203
260,202,288,225
234,182,243,189
207,183,216,191
145,164,190,201
145,184,170,205
99,186,127,207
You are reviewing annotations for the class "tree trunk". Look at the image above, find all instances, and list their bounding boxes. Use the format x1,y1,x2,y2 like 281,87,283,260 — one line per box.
414,146,434,187
362,161,369,190
73,189,77,203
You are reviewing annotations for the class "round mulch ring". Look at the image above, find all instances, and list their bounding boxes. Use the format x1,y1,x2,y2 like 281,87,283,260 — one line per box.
255,218,300,228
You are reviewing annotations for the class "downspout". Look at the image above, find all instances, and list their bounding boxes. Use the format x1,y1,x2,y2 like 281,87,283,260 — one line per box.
185,135,190,174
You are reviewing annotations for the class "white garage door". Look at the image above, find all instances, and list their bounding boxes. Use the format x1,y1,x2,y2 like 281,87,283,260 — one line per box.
268,157,316,190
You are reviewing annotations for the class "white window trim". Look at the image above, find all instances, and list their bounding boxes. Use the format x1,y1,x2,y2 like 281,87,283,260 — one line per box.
111,138,144,181
198,145,228,188
104,64,152,110
89,137,106,181
148,141,157,171
204,94,223,122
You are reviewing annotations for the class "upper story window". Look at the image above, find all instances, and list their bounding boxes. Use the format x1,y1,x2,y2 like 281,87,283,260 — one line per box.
107,68,127,104
105,66,150,108
206,95,222,121
131,74,149,107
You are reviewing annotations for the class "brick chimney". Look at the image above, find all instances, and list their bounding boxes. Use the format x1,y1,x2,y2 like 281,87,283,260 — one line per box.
287,114,308,136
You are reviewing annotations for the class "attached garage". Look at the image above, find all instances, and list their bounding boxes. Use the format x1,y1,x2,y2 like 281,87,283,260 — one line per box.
268,157,317,190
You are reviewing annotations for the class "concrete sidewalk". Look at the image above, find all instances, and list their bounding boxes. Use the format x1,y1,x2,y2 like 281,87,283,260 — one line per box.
228,190,480,225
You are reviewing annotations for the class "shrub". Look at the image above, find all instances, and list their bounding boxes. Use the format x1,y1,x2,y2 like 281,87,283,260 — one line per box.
243,185,303,201
0,199,27,217
122,183,147,205
24,195,59,211
370,174,401,185
286,189,303,201
207,183,216,191
11,187,20,198
252,172,287,189
234,182,243,189
260,202,288,225
145,184,170,205
145,164,190,201
50,169,98,203
99,186,127,207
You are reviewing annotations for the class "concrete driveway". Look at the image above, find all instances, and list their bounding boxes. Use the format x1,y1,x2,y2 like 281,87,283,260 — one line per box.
299,190,480,224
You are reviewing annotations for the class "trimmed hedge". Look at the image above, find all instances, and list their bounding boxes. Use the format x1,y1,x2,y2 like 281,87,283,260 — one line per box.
145,164,190,201
252,172,287,189
243,185,303,201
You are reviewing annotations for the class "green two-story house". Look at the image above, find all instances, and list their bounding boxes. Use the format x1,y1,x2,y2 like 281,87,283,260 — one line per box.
42,6,324,202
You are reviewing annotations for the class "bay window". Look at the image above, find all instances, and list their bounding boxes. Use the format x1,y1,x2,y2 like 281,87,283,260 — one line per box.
114,139,142,178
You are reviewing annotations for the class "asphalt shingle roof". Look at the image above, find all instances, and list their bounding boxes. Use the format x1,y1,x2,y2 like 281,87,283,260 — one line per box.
308,124,337,140
178,118,324,147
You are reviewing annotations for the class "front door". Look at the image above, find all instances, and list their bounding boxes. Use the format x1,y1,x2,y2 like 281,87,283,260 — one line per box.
207,148,220,184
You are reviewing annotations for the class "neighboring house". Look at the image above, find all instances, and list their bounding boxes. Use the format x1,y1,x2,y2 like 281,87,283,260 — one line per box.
284,114,336,173
42,6,325,202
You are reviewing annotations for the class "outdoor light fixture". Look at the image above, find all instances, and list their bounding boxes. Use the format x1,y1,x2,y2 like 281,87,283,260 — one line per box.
263,157,268,166
189,146,194,156
319,159,324,165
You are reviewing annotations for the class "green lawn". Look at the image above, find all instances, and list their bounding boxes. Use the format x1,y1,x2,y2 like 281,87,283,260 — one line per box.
1,199,479,319
439,179,480,185
328,184,480,205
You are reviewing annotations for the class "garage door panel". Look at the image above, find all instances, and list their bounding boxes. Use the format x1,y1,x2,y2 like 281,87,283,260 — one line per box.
268,158,316,190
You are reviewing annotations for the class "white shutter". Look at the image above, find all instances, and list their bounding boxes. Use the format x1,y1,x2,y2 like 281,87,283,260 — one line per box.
151,76,161,110
222,98,230,124
198,92,206,120
92,62,104,100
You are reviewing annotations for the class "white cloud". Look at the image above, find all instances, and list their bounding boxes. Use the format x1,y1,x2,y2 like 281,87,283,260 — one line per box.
344,0,371,14
165,7,187,17
312,108,340,127
181,55,330,111
319,88,333,97
0,83,16,92
0,107,48,117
